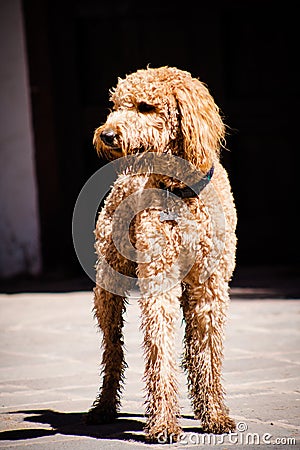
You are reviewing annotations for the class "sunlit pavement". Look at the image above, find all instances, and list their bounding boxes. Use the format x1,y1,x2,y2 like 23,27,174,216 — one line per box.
0,290,299,449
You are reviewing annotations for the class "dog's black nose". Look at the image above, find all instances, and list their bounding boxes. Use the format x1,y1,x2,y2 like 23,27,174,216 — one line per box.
100,129,117,146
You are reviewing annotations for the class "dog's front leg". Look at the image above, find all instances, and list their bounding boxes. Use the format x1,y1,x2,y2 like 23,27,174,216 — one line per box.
136,211,183,443
87,201,136,425
138,288,182,442
86,286,127,424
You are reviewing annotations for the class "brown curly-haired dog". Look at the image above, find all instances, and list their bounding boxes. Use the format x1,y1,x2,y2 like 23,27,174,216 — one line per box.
87,66,237,442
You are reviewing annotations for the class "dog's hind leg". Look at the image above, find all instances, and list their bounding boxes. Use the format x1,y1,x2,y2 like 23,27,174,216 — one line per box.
181,274,236,434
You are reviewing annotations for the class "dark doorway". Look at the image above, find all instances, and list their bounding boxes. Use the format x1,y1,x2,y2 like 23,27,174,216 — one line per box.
22,0,299,277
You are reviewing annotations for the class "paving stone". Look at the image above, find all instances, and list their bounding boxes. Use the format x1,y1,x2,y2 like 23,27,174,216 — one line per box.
0,293,299,449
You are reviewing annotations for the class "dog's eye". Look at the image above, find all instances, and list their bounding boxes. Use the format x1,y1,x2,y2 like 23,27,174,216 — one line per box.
137,102,155,113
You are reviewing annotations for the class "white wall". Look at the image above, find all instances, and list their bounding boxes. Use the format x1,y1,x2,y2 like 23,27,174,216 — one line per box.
0,0,42,277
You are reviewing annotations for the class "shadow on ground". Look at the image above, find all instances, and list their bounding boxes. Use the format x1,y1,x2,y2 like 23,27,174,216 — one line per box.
0,410,203,444
1,265,299,298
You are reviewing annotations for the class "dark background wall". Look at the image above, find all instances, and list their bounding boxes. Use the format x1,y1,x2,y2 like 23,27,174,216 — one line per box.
22,0,299,283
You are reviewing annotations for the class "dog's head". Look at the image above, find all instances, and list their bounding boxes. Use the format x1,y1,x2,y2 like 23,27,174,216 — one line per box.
94,66,225,172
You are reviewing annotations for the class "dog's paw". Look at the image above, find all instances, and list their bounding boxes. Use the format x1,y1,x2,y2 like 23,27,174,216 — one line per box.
202,415,236,434
145,423,183,444
84,406,117,425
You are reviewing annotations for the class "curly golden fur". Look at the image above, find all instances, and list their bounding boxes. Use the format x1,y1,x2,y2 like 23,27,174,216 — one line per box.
87,66,237,443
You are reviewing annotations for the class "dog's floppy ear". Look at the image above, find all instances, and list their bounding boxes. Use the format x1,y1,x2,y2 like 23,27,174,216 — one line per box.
174,78,225,173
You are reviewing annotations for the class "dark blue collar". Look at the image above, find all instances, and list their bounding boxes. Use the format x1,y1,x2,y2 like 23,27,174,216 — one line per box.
167,165,214,199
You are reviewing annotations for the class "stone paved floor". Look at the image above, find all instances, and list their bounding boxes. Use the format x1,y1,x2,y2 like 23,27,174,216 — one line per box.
0,291,299,449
